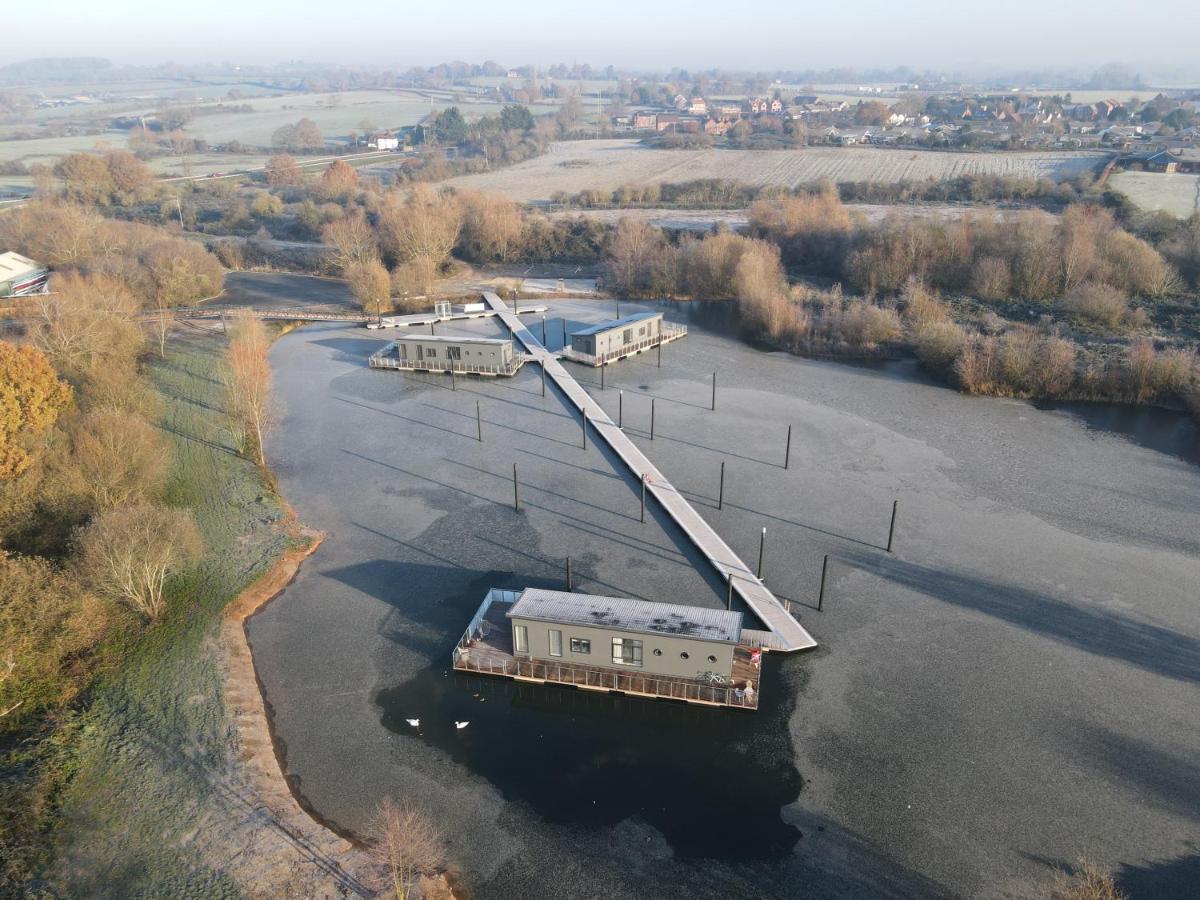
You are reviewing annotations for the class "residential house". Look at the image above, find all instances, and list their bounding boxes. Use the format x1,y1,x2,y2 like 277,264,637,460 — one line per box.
688,97,708,116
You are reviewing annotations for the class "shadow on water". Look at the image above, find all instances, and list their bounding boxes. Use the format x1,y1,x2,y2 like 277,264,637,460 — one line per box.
376,631,802,861
1034,400,1200,467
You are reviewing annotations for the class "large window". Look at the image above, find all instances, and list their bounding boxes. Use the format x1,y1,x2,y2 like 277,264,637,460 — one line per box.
514,624,528,654
548,629,563,657
611,637,643,667
448,346,462,360
570,638,591,654
623,329,633,345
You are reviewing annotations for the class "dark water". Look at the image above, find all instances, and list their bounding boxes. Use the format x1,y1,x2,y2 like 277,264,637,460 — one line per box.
1035,400,1200,467
376,652,803,860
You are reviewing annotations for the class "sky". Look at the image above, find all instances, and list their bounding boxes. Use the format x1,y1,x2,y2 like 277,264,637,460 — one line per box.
4,0,1199,78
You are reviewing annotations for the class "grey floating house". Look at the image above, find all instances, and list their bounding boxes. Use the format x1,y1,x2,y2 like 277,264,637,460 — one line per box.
563,311,686,367
453,588,762,709
369,334,524,376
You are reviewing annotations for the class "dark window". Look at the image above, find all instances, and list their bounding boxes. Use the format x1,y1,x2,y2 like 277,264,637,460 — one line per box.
707,655,717,663
680,651,689,660
623,329,633,345
448,346,462,360
612,637,643,667
570,637,591,654
652,648,662,656
549,629,562,657
427,348,437,358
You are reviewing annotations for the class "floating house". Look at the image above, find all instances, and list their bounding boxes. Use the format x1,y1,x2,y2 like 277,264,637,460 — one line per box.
369,334,524,376
563,312,687,367
453,588,763,709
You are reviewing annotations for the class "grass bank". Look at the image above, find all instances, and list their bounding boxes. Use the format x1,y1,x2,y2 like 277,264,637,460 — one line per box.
26,328,297,896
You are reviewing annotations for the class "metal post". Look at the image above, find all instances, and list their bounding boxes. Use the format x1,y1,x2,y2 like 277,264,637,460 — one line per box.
541,365,546,397
711,371,717,411
514,296,519,314
650,398,655,440
887,500,899,554
818,554,829,611
601,364,605,390
726,571,733,609
219,313,226,335
450,367,455,391
566,556,572,591
542,316,546,345
657,341,662,368
513,463,519,511
640,473,646,523
431,322,435,336
562,318,567,348
618,390,623,428
376,296,382,327
757,527,766,580
476,401,482,442
718,461,725,510
783,425,792,470
581,413,587,450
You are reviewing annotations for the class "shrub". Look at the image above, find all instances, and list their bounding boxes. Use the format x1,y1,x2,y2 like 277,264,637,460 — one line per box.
972,256,1012,301
1063,283,1129,330
914,320,967,374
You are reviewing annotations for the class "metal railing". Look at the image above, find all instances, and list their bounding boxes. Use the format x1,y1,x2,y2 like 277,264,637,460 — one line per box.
562,322,688,367
454,589,519,652
452,646,758,709
368,353,525,376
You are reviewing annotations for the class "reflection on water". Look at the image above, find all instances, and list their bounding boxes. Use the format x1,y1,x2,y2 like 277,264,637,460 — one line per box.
376,654,803,860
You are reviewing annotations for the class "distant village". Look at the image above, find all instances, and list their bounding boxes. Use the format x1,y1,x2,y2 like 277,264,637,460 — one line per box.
601,87,1200,170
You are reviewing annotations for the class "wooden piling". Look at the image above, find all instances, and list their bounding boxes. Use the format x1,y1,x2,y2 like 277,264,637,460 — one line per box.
718,461,725,510
757,527,766,580
887,500,899,554
476,401,482,442
513,463,519,511
640,473,647,523
784,425,792,469
650,398,656,440
818,554,829,611
711,371,717,411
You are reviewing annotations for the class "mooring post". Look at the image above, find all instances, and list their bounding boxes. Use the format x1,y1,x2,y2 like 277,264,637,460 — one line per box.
376,296,382,327
541,365,546,397
513,463,519,511
784,425,792,469
562,318,567,348
887,499,899,553
657,341,662,368
566,556,572,591
650,398,656,440
726,571,733,609
711,371,717,411
757,527,766,580
582,413,587,450
476,400,482,442
601,364,605,390
450,367,456,391
219,313,226,335
640,473,647,523
431,322,435,336
618,390,623,428
718,460,725,510
818,554,830,611
615,301,620,319
542,315,546,345
514,296,519,314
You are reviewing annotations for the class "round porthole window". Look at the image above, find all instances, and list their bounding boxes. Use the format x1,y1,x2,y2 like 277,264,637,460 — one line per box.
707,655,717,663
652,648,662,656
680,651,690,660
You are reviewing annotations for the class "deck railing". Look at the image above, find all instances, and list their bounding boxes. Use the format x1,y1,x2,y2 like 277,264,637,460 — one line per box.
369,353,525,376
452,647,758,709
561,322,688,367
454,589,519,652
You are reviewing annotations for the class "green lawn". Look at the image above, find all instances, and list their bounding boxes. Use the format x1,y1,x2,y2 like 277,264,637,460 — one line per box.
43,329,295,897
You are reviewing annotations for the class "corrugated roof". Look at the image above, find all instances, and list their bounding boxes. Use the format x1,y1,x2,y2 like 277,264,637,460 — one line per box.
507,588,742,644
0,251,41,280
391,334,510,346
570,312,661,338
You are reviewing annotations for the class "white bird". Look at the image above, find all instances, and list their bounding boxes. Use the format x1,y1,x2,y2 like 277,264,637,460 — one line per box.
454,721,469,730
405,719,420,727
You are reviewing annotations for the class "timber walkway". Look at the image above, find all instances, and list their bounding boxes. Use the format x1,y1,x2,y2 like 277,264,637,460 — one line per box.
481,292,817,653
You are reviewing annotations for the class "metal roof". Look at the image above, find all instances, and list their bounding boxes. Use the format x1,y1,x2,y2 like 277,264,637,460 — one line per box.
391,334,511,346
507,588,742,644
570,311,662,338
0,251,42,281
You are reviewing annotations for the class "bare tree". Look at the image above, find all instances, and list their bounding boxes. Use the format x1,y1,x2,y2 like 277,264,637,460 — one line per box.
75,504,203,621
371,798,446,900
377,184,462,270
323,210,379,273
346,259,393,315
223,314,276,466
70,410,170,510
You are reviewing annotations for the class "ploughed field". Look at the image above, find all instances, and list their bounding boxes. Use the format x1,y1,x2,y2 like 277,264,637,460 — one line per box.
247,281,1200,900
439,138,1109,204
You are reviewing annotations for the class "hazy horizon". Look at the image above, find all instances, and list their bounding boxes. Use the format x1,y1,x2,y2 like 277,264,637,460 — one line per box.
5,0,1199,82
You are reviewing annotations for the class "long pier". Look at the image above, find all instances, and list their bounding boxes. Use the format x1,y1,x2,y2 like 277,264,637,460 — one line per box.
481,292,818,653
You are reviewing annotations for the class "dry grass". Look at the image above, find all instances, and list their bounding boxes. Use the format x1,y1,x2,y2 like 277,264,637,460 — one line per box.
1043,859,1126,900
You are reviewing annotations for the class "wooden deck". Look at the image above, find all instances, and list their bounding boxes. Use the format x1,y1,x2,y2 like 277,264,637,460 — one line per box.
452,593,761,710
481,292,818,654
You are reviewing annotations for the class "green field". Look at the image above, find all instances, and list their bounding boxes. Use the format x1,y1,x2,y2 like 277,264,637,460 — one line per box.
41,329,294,896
